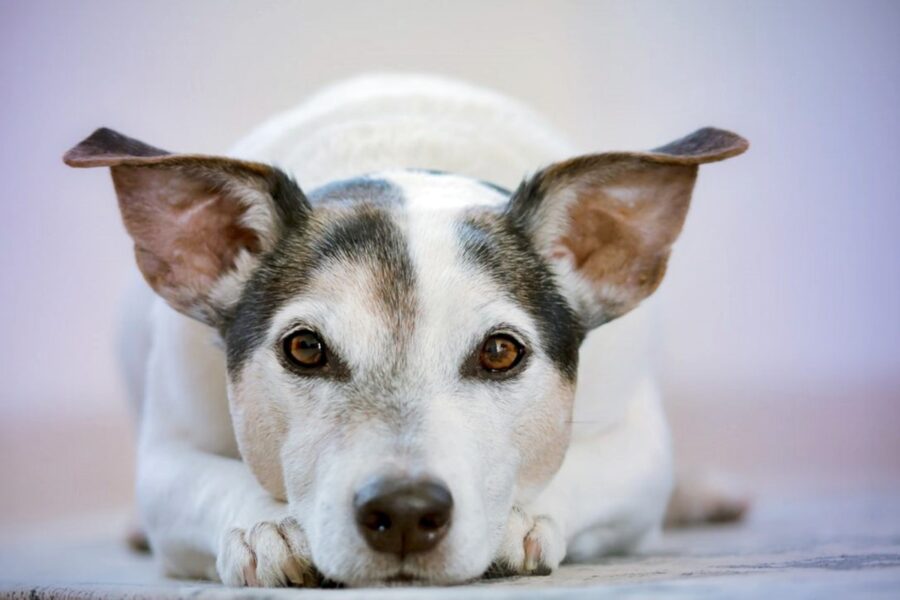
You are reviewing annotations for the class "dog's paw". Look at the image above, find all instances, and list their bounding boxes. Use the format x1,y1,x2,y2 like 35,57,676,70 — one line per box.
486,507,565,578
216,517,319,587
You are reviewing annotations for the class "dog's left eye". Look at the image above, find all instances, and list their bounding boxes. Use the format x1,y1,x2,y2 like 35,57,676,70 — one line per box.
479,334,525,372
283,329,328,368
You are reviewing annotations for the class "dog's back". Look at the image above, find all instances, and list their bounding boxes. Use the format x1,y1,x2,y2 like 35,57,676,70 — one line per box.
228,74,573,189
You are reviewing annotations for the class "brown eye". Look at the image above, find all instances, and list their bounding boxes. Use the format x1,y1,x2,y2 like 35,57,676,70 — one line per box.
479,334,524,372
283,329,327,368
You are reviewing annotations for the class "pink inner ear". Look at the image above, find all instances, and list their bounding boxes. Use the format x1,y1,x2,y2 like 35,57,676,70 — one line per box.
562,196,645,278
552,164,697,318
113,165,261,317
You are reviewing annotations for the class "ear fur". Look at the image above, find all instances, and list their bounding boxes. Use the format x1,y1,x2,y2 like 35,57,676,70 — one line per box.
64,128,309,326
508,127,748,328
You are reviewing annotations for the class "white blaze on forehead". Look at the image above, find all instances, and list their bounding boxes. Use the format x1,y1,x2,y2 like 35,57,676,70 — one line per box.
385,172,539,376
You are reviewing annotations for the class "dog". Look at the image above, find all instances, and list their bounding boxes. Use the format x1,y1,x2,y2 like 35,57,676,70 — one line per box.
64,75,748,586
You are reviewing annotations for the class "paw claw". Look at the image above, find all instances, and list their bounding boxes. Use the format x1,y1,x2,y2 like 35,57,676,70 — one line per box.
523,535,541,572
242,561,260,587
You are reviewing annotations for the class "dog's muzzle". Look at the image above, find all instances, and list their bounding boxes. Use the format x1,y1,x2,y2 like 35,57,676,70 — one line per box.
354,476,453,558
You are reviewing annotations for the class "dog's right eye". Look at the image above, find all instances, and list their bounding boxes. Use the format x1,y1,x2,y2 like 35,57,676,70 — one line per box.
282,329,328,368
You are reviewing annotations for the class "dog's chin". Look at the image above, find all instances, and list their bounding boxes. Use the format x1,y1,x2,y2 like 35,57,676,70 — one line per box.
331,564,480,588
348,572,472,588
378,572,451,587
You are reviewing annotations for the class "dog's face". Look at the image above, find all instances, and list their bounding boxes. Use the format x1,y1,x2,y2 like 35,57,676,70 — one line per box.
225,171,583,583
65,127,746,585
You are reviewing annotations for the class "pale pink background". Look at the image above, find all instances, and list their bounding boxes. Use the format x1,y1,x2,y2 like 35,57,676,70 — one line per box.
1,0,898,534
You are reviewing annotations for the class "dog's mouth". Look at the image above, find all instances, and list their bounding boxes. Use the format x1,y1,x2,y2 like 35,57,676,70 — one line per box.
384,572,419,584
319,571,427,588
375,567,450,587
327,562,480,588
364,572,431,587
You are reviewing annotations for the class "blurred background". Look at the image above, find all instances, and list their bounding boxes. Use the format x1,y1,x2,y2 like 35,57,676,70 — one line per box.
1,0,898,538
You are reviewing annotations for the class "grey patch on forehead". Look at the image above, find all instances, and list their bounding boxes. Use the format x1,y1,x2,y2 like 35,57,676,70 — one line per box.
406,168,512,197
456,209,583,381
224,197,416,377
307,176,404,207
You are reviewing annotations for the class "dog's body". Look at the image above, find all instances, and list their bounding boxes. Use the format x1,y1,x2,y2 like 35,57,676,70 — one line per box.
68,75,747,586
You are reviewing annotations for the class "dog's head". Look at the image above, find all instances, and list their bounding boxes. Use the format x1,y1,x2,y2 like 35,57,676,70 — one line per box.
65,127,746,584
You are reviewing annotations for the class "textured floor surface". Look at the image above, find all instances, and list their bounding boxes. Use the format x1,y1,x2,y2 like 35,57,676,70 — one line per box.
1,486,899,599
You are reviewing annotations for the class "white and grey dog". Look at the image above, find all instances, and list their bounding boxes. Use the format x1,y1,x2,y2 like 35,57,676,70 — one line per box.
64,75,748,587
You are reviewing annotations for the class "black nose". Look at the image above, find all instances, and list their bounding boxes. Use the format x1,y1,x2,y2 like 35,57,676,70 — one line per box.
354,477,453,557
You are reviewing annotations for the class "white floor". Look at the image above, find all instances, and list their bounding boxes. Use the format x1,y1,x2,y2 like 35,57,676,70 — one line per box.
2,485,898,599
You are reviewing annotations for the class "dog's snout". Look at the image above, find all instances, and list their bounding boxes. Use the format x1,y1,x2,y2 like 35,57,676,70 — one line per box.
354,477,453,557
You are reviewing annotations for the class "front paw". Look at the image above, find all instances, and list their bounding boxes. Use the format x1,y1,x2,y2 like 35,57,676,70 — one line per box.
487,507,565,578
216,517,319,587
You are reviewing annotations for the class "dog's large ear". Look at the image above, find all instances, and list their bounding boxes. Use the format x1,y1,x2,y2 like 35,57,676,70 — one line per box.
64,128,309,327
508,128,748,328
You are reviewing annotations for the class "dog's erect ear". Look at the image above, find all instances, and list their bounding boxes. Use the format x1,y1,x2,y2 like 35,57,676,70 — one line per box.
508,127,748,328
64,128,309,326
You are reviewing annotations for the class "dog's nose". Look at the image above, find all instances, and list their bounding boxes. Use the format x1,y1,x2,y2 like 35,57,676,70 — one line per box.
354,477,453,557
